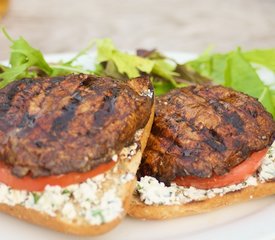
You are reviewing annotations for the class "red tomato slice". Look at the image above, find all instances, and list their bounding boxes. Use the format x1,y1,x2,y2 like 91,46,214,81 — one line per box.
0,160,116,192
174,148,268,190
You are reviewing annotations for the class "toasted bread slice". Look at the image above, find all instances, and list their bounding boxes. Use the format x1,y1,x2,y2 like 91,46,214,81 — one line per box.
129,145,275,220
0,74,154,235
0,104,154,235
128,181,275,220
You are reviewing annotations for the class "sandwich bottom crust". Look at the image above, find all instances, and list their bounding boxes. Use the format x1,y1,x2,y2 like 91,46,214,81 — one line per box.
128,181,275,220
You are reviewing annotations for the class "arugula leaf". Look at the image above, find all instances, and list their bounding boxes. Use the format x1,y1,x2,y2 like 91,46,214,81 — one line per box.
96,39,115,63
50,64,91,76
153,79,174,96
209,54,228,84
224,49,264,97
152,59,177,82
3,29,52,74
0,29,53,87
270,90,275,106
185,48,275,117
175,64,211,84
0,29,96,88
186,54,212,78
187,53,228,84
243,49,275,72
65,41,95,66
101,60,126,79
96,39,183,94
224,50,275,116
96,39,154,78
50,41,95,76
113,52,152,78
10,38,52,74
258,87,275,117
0,64,28,88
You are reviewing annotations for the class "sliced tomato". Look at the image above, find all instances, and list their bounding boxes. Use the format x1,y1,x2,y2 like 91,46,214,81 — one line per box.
0,160,116,192
174,148,268,189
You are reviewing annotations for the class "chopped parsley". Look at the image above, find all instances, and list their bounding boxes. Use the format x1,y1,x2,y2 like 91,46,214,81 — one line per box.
91,209,105,223
32,192,40,204
62,189,71,195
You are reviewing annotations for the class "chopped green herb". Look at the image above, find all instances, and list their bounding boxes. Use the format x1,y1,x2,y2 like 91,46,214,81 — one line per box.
136,183,142,191
32,192,40,204
92,209,105,223
62,189,71,195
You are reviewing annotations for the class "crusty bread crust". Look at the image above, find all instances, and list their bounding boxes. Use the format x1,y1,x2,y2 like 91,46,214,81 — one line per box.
128,181,275,220
0,102,155,236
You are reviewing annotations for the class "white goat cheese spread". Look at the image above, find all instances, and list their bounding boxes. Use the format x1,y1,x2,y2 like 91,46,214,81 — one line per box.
137,142,275,206
0,129,141,225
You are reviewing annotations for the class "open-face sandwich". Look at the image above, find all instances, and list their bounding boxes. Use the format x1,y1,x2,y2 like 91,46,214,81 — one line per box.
0,74,154,235
129,85,275,219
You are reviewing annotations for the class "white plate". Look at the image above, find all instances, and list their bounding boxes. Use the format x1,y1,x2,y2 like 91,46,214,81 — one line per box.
1,53,275,240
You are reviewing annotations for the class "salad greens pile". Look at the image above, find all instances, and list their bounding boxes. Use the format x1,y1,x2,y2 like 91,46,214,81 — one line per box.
0,28,94,88
0,29,274,117
94,39,187,95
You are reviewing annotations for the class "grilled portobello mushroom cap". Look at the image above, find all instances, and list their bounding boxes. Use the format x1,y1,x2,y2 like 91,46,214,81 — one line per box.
138,85,275,184
0,74,154,177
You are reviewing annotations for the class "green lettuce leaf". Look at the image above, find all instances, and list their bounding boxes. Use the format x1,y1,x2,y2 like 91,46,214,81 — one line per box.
0,64,29,88
243,49,275,72
187,53,228,84
0,29,53,87
96,39,183,93
224,50,264,97
0,29,95,88
185,48,275,117
153,80,174,96
96,39,154,78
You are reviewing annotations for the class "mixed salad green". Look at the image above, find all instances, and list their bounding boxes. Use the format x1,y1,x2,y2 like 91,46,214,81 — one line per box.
0,29,274,117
